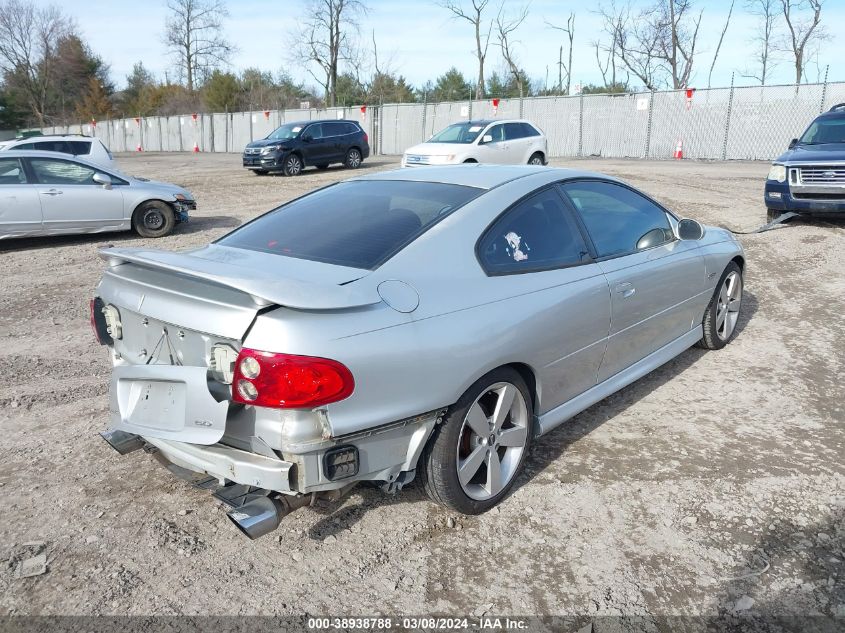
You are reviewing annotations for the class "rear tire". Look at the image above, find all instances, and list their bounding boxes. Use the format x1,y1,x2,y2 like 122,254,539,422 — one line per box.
282,154,303,176
132,201,175,238
420,367,533,515
528,152,545,165
697,261,743,350
345,148,363,169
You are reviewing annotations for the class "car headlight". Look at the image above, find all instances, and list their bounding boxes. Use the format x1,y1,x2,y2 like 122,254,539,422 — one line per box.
261,145,282,154
767,164,786,182
174,193,191,201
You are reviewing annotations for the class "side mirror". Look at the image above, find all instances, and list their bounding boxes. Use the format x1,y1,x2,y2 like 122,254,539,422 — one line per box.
301,133,313,142
93,172,112,189
788,138,798,149
677,218,704,241
481,134,493,144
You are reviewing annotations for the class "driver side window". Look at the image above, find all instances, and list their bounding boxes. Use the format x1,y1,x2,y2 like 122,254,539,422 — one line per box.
562,180,674,258
485,124,504,143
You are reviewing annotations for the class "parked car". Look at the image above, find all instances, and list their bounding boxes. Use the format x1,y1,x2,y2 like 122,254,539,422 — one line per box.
242,119,369,176
402,120,547,167
765,103,845,222
0,150,195,240
95,164,744,539
0,134,118,171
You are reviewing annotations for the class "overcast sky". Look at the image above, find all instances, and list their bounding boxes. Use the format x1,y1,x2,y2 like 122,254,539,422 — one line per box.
60,0,843,92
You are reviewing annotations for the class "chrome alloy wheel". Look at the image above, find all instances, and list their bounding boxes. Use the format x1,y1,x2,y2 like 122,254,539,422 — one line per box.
285,155,303,175
347,149,362,168
456,382,529,501
715,270,742,341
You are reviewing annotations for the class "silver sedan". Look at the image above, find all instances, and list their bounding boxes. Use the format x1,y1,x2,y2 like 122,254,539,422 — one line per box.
94,165,744,538
0,150,195,240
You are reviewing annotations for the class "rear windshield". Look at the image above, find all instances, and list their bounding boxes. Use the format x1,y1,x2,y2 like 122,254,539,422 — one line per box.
218,180,483,269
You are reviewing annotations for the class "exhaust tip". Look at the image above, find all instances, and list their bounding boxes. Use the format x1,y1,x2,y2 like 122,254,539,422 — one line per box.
226,496,285,540
99,429,144,455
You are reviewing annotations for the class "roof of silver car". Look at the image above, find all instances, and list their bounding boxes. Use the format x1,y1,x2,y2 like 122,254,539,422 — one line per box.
354,164,607,190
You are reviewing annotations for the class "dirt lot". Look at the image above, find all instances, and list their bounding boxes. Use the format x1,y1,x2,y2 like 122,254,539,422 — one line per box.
0,153,842,628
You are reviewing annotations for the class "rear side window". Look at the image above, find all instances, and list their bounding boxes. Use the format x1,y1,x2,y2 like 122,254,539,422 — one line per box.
521,123,540,137
322,122,345,137
0,157,26,184
30,158,98,185
218,180,483,269
478,188,589,274
345,122,361,134
562,181,674,258
503,123,527,140
67,141,92,155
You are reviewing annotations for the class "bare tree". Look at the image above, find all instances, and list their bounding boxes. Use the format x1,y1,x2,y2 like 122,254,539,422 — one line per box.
741,0,779,85
292,0,365,107
707,0,734,88
495,4,529,98
0,0,72,125
600,0,702,90
546,13,575,94
779,0,827,84
164,0,233,92
439,0,496,98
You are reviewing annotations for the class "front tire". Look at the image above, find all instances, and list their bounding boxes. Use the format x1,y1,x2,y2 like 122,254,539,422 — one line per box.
697,261,743,350
132,201,175,238
528,152,545,165
345,148,362,169
420,368,533,514
282,154,303,176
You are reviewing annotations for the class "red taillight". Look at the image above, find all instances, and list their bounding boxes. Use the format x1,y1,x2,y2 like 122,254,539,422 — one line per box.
363,132,368,144
232,348,355,409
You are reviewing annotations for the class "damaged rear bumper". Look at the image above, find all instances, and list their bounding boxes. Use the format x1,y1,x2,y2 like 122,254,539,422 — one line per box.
100,408,443,496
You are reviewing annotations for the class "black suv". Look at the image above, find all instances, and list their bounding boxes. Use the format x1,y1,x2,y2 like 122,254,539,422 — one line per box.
765,103,845,221
242,119,370,176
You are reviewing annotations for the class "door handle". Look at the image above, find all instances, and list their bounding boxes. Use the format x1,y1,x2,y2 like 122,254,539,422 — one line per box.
40,189,63,196
615,282,636,298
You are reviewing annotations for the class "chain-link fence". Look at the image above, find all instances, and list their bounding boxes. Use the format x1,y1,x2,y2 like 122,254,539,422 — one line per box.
35,80,844,161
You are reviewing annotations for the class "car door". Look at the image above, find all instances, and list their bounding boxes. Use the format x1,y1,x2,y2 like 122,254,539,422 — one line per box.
477,186,611,411
475,123,510,164
27,157,125,233
0,156,43,237
561,180,706,383
503,122,531,163
302,123,331,165
321,121,346,161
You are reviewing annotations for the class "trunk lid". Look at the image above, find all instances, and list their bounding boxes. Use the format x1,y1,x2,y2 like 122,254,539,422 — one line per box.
97,245,378,445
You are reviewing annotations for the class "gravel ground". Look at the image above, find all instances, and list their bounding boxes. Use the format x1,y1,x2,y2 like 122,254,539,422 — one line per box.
0,153,842,629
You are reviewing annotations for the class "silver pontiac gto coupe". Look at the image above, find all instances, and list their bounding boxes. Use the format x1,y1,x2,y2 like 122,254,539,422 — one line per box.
94,165,744,538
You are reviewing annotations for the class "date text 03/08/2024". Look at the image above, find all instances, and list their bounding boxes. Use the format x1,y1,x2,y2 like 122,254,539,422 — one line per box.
307,617,531,630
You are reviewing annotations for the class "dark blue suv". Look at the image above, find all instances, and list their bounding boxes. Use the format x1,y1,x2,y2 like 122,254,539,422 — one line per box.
243,119,370,176
765,104,845,222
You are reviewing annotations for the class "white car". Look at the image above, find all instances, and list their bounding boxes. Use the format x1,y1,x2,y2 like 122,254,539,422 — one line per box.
0,150,195,240
0,134,117,171
402,119,547,167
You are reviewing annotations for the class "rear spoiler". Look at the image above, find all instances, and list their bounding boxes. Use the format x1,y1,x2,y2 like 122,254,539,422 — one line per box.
98,246,380,310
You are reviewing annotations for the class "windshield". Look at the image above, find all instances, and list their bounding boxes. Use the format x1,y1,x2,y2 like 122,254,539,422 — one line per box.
428,122,487,144
267,123,305,141
798,117,845,145
217,180,483,269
